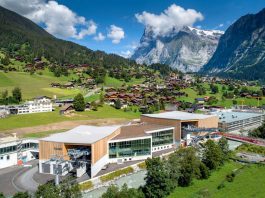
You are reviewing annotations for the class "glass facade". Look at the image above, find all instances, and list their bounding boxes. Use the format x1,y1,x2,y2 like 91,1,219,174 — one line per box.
0,142,38,155
109,138,151,159
151,129,174,147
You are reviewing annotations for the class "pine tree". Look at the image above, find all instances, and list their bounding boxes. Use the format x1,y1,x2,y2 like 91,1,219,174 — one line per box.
12,87,22,103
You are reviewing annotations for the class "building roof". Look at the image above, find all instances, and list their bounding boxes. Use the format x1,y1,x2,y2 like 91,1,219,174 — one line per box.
211,111,264,123
142,111,216,121
41,125,121,144
111,123,174,140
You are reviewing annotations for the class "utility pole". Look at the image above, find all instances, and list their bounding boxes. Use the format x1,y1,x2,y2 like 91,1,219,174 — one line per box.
241,100,245,109
257,97,260,107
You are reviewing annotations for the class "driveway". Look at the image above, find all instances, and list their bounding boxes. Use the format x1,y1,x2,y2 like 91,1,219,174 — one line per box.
0,160,38,197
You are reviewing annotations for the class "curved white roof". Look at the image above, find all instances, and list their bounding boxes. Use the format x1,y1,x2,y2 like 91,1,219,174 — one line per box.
142,111,216,121
41,125,121,144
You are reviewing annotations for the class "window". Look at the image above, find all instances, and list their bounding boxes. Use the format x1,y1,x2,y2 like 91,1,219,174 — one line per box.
151,129,174,147
0,156,3,160
109,138,151,158
7,155,10,160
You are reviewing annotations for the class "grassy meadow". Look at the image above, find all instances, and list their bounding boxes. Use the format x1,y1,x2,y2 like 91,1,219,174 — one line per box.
0,105,140,131
0,70,83,99
177,83,265,108
169,162,265,198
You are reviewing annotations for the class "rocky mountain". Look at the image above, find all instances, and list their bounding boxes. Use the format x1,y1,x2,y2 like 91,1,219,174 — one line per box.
131,26,223,73
201,8,265,82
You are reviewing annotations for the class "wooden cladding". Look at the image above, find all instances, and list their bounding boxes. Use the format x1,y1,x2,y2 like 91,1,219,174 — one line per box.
39,141,68,160
39,128,121,164
91,128,120,165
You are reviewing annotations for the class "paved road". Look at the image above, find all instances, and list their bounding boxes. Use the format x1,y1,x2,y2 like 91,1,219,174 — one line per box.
236,152,265,162
0,165,24,196
84,88,101,98
0,160,38,196
15,166,39,193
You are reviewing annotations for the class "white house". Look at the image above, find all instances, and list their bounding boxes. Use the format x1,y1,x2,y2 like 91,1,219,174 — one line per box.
25,96,53,114
7,96,53,115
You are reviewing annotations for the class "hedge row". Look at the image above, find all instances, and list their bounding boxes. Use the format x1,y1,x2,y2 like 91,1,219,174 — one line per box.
100,166,134,182
79,180,94,191
137,161,146,169
236,143,265,155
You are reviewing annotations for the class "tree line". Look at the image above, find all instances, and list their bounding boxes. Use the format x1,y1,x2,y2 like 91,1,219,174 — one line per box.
102,138,231,198
0,87,22,105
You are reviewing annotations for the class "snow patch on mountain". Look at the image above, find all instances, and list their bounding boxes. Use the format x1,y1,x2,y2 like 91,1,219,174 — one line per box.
131,26,223,73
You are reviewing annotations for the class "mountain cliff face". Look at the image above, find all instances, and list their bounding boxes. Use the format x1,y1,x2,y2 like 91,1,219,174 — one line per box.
201,8,265,82
131,26,223,73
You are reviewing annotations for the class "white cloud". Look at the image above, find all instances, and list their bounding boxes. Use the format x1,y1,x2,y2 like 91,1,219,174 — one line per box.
0,0,97,39
126,41,138,50
93,32,106,41
74,20,97,39
135,4,204,37
120,50,132,58
107,25,125,44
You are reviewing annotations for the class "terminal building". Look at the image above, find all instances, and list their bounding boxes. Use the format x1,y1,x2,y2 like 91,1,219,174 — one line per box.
0,137,39,169
141,111,218,141
39,111,219,178
211,110,265,132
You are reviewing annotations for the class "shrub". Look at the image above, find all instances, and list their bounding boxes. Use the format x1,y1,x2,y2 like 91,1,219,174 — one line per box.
217,183,225,190
100,166,134,182
79,180,94,191
198,162,210,179
194,188,211,198
236,143,265,155
226,172,235,182
137,162,146,169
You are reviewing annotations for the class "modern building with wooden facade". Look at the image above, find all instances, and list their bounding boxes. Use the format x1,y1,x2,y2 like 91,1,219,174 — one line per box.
38,111,219,178
141,111,219,141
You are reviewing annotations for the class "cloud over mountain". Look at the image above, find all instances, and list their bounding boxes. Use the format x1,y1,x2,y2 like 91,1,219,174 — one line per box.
135,4,204,37
0,0,97,39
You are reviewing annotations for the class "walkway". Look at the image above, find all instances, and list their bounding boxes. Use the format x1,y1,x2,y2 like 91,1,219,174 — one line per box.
221,133,265,147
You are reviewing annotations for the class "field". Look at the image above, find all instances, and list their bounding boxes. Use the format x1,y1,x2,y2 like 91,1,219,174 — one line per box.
0,70,83,99
104,75,144,88
169,162,265,198
177,83,265,108
0,105,140,132
22,129,67,138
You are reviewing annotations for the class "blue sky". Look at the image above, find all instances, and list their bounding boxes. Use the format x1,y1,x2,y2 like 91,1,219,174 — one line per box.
0,0,264,56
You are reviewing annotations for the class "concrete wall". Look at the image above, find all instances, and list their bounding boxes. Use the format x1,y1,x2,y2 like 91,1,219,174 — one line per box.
91,154,109,178
0,152,17,169
152,144,173,152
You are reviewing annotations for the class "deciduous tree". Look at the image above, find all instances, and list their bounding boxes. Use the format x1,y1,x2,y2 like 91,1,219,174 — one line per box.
73,93,85,111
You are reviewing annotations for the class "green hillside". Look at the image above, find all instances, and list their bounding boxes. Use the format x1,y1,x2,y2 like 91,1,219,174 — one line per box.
0,5,137,67
0,71,82,99
169,163,265,198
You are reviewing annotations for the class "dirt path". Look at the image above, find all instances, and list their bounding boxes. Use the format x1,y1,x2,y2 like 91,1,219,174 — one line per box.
1,118,130,137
